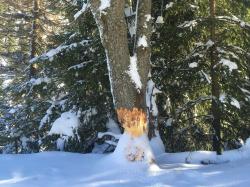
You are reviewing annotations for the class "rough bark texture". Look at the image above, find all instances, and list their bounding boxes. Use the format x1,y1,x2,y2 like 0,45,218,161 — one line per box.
89,0,158,164
90,0,152,111
135,0,155,138
135,0,152,109
90,0,156,142
210,0,222,155
30,0,40,77
90,0,136,109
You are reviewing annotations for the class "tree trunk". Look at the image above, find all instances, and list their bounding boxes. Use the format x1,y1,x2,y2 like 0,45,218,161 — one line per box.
30,0,40,77
90,0,136,109
135,0,151,109
209,0,222,155
90,0,156,164
134,0,156,139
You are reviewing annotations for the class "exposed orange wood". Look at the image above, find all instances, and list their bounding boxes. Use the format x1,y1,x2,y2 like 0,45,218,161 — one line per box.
117,108,147,137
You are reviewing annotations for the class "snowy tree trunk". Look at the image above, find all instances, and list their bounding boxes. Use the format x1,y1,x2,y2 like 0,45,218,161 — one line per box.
134,0,151,109
134,0,156,139
90,0,136,109
209,0,222,155
90,0,157,164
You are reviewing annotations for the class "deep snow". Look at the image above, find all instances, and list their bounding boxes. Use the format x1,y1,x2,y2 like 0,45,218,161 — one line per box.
0,142,250,187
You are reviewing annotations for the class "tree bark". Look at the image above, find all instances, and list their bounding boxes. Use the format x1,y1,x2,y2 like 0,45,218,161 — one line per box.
90,0,137,109
209,0,222,155
135,0,151,109
90,0,152,111
134,0,155,139
89,0,157,163
30,0,40,77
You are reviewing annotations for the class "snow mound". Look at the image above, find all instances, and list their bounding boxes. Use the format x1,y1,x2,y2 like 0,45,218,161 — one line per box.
1,139,250,186
49,111,80,137
157,137,250,165
149,131,165,156
245,137,250,149
113,133,155,164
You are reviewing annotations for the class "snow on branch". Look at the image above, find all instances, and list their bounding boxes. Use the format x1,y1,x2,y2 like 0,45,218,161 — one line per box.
104,140,117,146
240,87,250,96
98,132,121,140
21,77,51,93
40,103,56,129
49,111,80,137
219,93,241,109
189,4,199,10
39,97,67,129
230,97,240,109
156,16,164,24
189,62,198,68
217,47,239,60
165,2,174,10
30,40,90,63
20,77,52,96
176,96,212,115
216,15,250,31
239,87,250,100
68,60,92,70
178,20,198,28
200,70,211,84
74,2,90,20
205,40,214,48
29,77,51,86
228,45,247,54
82,108,98,124
178,15,250,31
219,58,238,72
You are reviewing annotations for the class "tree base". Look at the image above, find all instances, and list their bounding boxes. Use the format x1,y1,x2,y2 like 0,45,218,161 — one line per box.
113,132,155,164
115,108,156,164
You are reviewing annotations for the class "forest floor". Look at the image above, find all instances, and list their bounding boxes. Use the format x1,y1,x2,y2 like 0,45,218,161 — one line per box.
0,142,250,187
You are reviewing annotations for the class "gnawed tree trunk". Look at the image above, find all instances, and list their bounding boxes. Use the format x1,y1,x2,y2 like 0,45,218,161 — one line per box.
209,0,222,155
89,0,158,164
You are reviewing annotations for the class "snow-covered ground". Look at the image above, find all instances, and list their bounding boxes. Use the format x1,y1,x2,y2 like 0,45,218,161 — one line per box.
0,140,250,187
